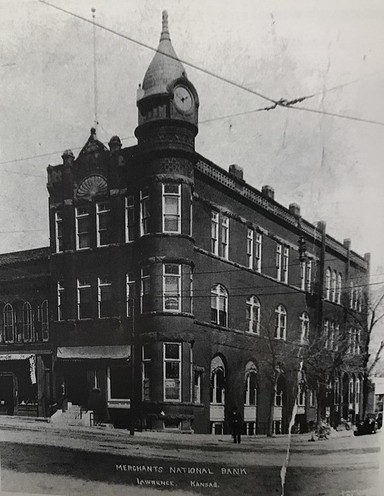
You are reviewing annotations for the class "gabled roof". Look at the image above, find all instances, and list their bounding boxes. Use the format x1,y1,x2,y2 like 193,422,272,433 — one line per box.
77,128,108,158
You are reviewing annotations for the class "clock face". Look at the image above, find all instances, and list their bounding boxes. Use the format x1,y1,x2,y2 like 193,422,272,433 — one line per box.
173,85,193,113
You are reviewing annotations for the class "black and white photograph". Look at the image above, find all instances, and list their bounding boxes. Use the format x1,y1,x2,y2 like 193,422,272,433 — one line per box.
0,1,383,495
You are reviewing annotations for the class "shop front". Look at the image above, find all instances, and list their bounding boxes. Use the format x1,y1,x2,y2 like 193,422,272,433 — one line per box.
55,345,131,427
0,352,52,417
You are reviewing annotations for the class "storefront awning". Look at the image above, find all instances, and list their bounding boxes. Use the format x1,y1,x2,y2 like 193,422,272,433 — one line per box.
56,346,131,360
0,353,34,361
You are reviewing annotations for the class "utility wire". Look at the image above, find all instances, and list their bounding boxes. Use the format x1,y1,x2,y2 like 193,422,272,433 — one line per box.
38,0,276,105
37,0,384,128
0,76,379,168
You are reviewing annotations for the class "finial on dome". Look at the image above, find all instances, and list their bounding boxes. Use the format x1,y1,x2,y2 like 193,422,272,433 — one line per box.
160,10,170,41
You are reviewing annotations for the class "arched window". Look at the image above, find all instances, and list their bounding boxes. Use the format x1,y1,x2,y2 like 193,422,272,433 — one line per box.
275,305,287,340
210,356,226,404
331,270,337,302
244,363,258,406
299,312,310,344
23,301,34,342
3,303,15,343
336,273,342,304
349,282,354,309
358,288,362,312
40,300,49,341
325,268,331,300
246,296,260,334
211,284,228,327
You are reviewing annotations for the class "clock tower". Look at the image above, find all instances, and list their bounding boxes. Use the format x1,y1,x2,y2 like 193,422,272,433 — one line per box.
135,10,199,142
134,12,199,430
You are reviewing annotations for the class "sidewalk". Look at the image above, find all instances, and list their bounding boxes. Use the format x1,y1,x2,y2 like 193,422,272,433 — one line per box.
0,413,354,448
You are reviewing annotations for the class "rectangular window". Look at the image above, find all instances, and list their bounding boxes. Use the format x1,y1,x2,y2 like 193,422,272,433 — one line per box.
141,266,151,313
92,370,99,390
300,261,305,290
108,366,130,400
142,345,151,401
356,329,361,355
255,233,262,272
329,321,335,351
55,211,63,253
211,211,219,255
221,216,229,259
96,202,110,247
347,329,352,354
276,243,282,280
40,300,49,342
163,264,181,312
125,196,135,242
76,208,90,249
126,273,135,317
324,320,329,349
163,343,181,402
163,183,181,233
306,260,312,292
98,278,112,318
247,229,254,269
282,247,289,283
334,323,340,351
77,279,92,319
309,389,315,407
140,187,150,236
57,281,64,321
189,193,193,237
193,370,202,404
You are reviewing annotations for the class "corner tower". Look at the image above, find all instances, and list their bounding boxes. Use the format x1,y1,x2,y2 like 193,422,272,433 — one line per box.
135,10,199,146
134,12,199,431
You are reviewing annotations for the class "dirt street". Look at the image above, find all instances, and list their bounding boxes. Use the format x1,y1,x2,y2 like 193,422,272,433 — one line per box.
0,418,382,496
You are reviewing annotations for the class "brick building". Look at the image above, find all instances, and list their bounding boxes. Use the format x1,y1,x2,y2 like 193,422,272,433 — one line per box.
0,12,369,434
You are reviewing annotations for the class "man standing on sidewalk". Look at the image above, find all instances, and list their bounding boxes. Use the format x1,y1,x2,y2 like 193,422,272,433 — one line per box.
230,406,243,444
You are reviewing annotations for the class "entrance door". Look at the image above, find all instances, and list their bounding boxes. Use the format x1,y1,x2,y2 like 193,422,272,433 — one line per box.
0,373,17,415
64,365,88,408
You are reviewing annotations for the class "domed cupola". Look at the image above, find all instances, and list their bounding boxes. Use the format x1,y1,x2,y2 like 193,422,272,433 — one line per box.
136,11,199,130
140,10,186,99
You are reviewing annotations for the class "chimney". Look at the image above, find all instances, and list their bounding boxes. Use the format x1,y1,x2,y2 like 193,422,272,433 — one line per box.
261,185,274,200
289,203,301,217
109,135,122,153
343,238,351,250
61,149,74,166
228,164,244,181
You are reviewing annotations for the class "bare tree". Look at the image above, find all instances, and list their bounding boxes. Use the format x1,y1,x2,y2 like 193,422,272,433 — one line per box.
301,327,349,425
346,290,384,417
260,311,302,437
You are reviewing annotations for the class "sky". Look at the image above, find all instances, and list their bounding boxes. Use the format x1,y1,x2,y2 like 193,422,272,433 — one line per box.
0,0,383,286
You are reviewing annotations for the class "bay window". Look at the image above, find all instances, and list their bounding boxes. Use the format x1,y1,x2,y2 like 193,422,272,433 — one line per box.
163,183,181,233
163,342,181,402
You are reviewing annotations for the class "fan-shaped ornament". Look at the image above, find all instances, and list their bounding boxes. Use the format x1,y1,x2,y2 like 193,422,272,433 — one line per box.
77,175,108,199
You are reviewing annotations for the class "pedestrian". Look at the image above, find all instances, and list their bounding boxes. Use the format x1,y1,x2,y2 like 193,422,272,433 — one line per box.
230,406,242,444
